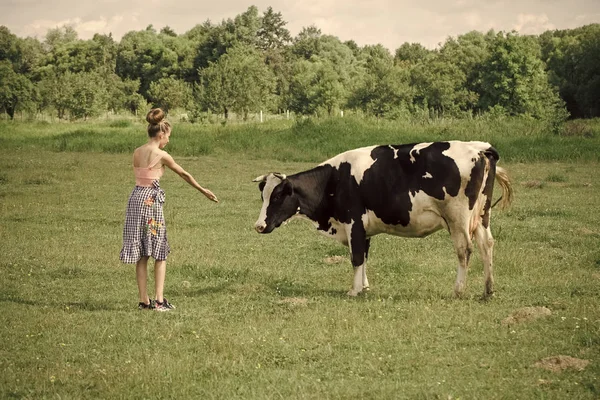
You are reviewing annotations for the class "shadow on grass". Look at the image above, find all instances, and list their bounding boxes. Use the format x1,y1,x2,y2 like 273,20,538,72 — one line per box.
171,282,236,298
0,295,121,311
267,281,348,299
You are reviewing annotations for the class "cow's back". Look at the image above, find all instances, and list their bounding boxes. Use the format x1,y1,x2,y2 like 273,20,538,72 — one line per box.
322,141,495,233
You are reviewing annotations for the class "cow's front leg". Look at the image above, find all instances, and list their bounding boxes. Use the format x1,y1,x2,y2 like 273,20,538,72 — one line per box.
347,221,368,297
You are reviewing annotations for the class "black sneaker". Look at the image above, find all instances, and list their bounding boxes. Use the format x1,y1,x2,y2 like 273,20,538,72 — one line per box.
155,298,175,312
138,300,155,310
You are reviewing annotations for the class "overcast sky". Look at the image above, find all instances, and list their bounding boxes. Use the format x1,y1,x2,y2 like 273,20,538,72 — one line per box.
1,0,599,50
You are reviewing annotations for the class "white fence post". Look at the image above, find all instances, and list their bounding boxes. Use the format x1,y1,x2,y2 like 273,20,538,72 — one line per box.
260,110,263,123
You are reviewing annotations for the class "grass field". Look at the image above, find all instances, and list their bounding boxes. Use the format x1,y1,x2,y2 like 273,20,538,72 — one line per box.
1,119,600,399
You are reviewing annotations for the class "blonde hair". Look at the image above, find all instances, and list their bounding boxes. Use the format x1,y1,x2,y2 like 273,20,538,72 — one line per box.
146,108,171,137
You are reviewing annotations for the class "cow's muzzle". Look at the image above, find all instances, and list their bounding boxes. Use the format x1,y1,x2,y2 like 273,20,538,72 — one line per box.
255,223,267,233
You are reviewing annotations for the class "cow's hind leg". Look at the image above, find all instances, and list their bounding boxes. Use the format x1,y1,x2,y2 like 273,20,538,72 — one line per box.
474,224,495,299
450,224,473,297
362,239,371,291
347,222,368,297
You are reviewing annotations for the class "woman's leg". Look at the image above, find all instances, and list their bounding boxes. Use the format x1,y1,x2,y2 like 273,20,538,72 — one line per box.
136,256,150,304
154,260,166,303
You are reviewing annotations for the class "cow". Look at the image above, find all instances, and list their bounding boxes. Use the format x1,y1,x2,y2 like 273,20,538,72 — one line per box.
253,141,513,298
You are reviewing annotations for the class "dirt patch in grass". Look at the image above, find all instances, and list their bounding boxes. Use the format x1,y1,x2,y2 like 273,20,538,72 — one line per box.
277,297,308,306
502,306,552,325
522,180,544,189
534,355,590,373
324,256,347,264
576,227,598,236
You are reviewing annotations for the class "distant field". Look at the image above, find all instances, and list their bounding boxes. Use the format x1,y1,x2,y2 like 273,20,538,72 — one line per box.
1,116,599,163
1,119,599,398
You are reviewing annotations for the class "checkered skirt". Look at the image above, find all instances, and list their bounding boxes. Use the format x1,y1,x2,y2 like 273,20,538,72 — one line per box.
120,181,170,263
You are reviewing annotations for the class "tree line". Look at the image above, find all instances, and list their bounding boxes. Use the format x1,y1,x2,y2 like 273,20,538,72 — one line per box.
1,6,599,122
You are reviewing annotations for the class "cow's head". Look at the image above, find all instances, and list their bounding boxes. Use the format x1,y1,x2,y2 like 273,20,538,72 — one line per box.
253,172,298,234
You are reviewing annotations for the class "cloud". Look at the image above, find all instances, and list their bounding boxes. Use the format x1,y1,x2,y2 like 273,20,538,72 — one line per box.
22,14,145,40
513,13,555,34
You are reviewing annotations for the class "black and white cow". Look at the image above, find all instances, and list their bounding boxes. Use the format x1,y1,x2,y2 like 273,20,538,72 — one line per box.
253,141,513,298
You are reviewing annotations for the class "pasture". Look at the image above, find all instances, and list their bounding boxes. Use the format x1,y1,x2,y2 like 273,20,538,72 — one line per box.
1,118,600,399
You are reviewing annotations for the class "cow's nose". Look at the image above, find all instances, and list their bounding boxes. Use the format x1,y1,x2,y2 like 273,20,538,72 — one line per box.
255,224,266,233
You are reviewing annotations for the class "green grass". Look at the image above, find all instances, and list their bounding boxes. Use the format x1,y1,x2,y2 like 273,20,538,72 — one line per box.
1,119,600,398
1,116,600,163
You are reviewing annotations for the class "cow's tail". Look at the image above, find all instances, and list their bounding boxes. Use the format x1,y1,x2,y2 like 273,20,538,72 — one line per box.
493,166,513,209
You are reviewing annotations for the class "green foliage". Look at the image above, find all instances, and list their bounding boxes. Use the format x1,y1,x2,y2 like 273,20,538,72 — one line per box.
257,6,292,50
0,60,35,118
67,71,108,120
198,45,275,119
148,76,192,113
4,16,600,121
34,70,108,120
542,24,600,118
478,32,563,120
349,46,413,117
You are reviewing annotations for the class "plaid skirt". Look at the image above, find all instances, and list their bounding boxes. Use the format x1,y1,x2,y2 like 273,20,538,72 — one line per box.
120,181,170,263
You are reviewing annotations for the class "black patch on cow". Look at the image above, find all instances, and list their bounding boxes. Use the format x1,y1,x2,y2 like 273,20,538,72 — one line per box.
481,154,497,228
465,154,486,210
360,142,461,226
349,221,368,267
288,165,338,233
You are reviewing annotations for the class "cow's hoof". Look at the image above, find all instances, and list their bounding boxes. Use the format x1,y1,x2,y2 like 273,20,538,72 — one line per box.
480,291,495,301
347,289,361,297
363,286,370,292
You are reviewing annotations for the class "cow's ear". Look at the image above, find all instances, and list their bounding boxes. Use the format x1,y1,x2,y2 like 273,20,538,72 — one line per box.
253,174,267,182
258,181,266,192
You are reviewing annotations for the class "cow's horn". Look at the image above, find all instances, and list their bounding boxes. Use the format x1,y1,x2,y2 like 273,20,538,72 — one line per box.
252,174,267,182
273,172,287,180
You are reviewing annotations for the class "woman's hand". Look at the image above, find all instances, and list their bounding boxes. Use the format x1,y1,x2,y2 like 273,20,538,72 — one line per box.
201,188,219,203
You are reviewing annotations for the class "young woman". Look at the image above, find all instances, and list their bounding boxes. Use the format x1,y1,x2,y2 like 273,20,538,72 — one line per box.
120,108,218,311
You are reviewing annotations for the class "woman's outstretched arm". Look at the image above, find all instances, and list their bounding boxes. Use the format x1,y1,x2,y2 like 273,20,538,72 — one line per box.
161,152,219,202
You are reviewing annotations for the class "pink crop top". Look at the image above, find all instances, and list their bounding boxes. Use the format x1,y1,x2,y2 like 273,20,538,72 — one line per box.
134,153,164,187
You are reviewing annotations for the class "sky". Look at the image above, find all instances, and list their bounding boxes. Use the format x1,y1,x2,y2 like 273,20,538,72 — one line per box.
1,0,599,50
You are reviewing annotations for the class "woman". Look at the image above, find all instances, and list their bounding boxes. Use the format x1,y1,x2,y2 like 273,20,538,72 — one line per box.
120,108,218,311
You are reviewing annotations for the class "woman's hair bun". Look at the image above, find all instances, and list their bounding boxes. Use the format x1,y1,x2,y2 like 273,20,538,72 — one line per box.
146,108,165,125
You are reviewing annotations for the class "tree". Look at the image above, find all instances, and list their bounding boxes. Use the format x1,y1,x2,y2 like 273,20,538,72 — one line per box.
291,26,323,60
43,25,78,52
410,57,475,116
0,60,34,119
68,71,108,120
542,24,600,118
349,45,413,118
199,45,274,119
478,31,564,118
194,6,262,71
258,7,291,50
116,29,179,97
0,26,20,66
147,76,192,113
287,57,347,116
394,42,432,65
37,71,75,119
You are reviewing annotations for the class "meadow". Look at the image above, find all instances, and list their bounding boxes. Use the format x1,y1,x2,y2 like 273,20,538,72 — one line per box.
1,117,599,399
